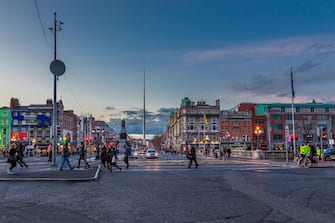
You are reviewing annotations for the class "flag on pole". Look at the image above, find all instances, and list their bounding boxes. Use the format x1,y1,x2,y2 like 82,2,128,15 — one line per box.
291,67,295,99
203,114,208,126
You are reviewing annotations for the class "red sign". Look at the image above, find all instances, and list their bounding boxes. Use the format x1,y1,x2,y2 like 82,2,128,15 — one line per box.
10,132,28,141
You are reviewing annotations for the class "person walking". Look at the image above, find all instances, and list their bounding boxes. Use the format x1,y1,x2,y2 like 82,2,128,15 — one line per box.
123,145,130,168
100,144,108,169
7,143,17,175
77,142,90,169
188,146,198,168
16,142,28,168
59,143,74,171
110,147,121,172
47,143,52,162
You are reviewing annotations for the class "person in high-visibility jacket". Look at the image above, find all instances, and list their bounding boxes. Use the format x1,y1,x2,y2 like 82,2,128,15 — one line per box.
300,144,311,157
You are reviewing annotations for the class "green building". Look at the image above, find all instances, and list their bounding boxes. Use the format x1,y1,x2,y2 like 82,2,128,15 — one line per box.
0,107,11,151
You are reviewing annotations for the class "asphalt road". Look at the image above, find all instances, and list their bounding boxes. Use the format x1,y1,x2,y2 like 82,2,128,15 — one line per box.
0,157,334,223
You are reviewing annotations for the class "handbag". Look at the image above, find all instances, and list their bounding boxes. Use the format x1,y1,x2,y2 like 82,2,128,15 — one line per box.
186,154,192,159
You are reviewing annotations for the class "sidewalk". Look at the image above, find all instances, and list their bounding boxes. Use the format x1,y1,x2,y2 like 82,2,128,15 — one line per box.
0,156,100,182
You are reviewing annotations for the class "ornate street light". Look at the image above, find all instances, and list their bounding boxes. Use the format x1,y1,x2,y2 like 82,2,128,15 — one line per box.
254,126,264,150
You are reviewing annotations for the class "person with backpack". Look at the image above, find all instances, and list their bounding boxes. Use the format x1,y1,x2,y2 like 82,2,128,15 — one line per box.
59,143,74,171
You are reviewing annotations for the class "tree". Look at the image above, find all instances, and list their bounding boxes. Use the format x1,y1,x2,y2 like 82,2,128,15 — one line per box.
151,134,163,149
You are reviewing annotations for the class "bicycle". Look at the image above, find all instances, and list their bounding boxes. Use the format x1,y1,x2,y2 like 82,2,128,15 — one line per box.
294,155,312,168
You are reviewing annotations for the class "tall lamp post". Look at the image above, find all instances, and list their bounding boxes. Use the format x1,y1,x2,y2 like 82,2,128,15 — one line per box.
49,12,65,166
254,126,263,150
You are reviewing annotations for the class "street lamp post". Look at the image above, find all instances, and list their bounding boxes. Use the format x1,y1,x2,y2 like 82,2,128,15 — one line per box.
254,126,263,150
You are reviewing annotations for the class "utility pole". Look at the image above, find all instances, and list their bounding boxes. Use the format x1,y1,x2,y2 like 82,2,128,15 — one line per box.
49,12,65,166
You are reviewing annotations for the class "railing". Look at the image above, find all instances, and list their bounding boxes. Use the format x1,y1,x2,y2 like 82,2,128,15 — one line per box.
232,149,294,160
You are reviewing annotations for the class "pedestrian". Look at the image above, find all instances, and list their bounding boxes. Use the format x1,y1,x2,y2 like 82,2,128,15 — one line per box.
100,144,108,169
106,145,112,169
219,147,224,160
227,147,231,159
16,142,28,168
188,146,198,168
59,143,74,171
123,145,130,168
110,147,122,172
77,142,90,169
7,143,17,175
47,143,52,162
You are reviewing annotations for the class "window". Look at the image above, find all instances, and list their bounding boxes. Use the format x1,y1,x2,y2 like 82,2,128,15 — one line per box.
3,129,6,135
3,112,8,116
273,124,283,130
187,122,195,131
273,115,282,120
273,134,283,140
300,107,310,113
315,107,325,113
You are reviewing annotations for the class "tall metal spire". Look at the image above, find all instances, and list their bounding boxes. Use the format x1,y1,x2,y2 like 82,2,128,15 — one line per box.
143,60,146,147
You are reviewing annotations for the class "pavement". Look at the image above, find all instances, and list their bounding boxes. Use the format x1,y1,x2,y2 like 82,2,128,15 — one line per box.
0,154,334,181
0,155,101,182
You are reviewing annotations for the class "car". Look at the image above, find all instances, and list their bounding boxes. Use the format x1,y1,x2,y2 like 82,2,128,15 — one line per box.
324,147,335,161
129,148,138,159
36,146,49,156
145,149,158,159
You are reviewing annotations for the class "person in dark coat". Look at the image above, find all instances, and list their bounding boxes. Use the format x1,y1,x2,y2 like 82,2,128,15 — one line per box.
123,145,130,168
77,142,90,169
7,143,17,175
100,145,108,169
16,142,28,168
47,143,52,162
188,146,198,168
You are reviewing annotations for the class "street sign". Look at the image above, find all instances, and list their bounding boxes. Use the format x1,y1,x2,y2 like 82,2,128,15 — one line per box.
50,59,66,76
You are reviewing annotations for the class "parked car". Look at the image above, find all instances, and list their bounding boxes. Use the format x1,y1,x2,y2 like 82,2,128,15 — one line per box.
145,149,158,159
129,148,138,159
324,147,335,161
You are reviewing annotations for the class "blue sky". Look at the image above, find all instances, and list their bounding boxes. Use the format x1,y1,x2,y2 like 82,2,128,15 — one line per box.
2,1,335,133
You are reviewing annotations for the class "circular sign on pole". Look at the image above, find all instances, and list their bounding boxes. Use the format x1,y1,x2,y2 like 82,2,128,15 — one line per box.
50,59,66,76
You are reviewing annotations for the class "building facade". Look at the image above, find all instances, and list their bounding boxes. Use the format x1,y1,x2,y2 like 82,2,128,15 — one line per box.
220,109,253,149
165,97,220,153
0,107,11,151
237,102,335,150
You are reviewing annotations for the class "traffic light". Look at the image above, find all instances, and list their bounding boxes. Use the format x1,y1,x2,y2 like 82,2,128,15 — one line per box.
322,129,328,139
57,127,61,136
